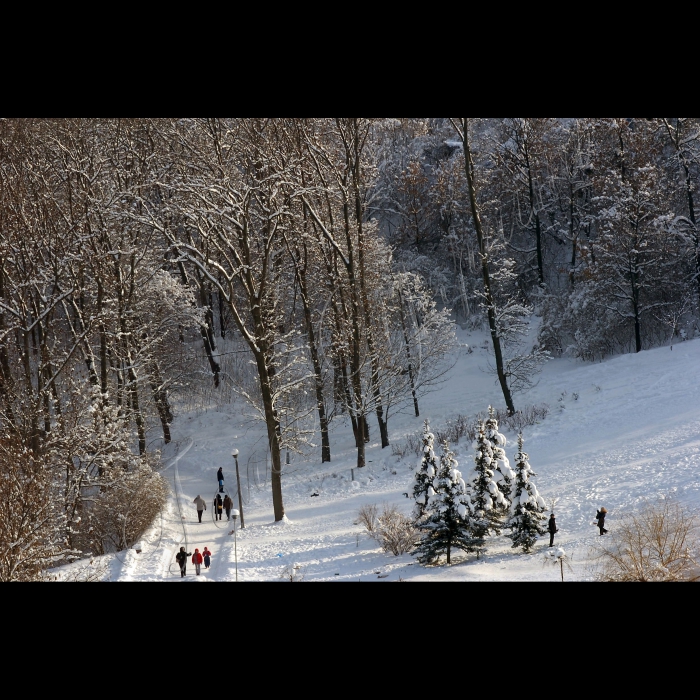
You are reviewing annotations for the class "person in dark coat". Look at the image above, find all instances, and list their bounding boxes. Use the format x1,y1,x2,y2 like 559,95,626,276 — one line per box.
596,507,608,535
214,493,224,520
217,467,224,493
175,546,192,577
223,494,233,521
548,513,558,547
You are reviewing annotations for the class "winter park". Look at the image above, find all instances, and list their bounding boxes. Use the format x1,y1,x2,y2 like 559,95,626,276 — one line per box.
3,118,700,582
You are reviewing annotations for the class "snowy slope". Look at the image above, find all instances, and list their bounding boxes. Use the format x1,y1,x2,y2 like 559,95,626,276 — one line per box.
52,328,700,582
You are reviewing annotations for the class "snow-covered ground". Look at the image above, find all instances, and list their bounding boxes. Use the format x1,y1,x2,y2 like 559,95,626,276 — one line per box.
52,327,700,582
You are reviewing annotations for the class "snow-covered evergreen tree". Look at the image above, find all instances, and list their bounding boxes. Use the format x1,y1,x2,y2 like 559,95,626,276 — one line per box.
470,419,508,537
484,406,515,505
506,433,548,552
412,419,439,520
413,441,483,565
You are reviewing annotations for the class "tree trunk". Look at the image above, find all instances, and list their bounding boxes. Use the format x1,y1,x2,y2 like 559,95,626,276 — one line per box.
176,255,221,386
356,415,367,468
253,345,285,521
286,236,332,463
344,208,369,464
330,294,356,433
525,144,544,286
397,282,419,417
627,221,643,355
304,300,331,463
126,358,146,455
20,325,41,454
631,259,642,353
150,362,172,444
569,181,577,288
459,118,516,415
681,157,700,309
0,260,17,426
535,213,544,285
351,119,389,448
218,284,227,338
97,283,109,399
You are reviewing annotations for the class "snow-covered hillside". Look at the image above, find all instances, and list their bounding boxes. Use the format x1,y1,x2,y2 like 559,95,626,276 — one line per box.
52,329,700,582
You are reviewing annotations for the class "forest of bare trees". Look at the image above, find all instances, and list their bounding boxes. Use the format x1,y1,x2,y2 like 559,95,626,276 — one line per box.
2,118,698,579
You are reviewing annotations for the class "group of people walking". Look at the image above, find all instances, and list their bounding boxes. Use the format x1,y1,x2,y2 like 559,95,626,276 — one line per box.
194,492,234,521
175,546,212,577
547,506,609,548
175,468,235,578
215,493,234,520
193,468,235,523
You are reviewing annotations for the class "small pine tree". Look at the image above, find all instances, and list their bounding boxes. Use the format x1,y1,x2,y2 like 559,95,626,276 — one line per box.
412,419,439,521
485,406,515,505
506,433,548,553
413,441,484,565
470,419,507,537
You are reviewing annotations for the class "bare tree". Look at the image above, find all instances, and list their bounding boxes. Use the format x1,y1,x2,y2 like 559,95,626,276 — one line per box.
143,118,311,521
299,118,383,466
450,118,515,414
0,435,71,581
593,498,700,582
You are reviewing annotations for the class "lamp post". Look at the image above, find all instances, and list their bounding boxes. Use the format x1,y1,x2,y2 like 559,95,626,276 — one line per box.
231,509,239,582
232,448,245,529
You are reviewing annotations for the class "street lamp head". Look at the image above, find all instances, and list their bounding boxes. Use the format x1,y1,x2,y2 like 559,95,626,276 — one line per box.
231,448,239,457
231,509,239,520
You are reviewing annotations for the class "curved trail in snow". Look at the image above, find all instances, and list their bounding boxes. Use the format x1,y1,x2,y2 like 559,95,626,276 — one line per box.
164,437,194,578
109,436,195,581
159,436,236,581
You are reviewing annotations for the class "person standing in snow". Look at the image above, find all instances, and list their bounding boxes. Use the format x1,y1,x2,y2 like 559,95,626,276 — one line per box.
203,547,212,570
192,548,204,575
193,495,207,523
548,513,558,547
175,546,192,577
214,493,223,520
596,507,608,535
217,467,224,493
223,494,233,521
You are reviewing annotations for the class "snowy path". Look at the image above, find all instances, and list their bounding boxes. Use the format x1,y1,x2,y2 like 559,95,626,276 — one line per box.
114,434,242,582
167,435,231,581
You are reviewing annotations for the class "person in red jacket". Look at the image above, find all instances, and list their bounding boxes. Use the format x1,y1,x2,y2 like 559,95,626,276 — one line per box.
192,548,204,575
203,547,212,570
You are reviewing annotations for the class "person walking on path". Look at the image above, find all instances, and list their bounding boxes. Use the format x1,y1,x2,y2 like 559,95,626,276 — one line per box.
193,495,207,523
223,494,233,521
596,507,608,536
203,547,212,570
192,548,204,575
217,467,224,493
175,546,192,577
548,513,558,547
214,493,224,520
